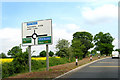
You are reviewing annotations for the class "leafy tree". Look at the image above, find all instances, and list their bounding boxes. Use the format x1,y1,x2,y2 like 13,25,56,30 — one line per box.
6,45,29,73
56,39,70,50
49,51,54,57
7,45,22,57
40,50,46,57
72,32,94,58
12,50,28,73
0,52,7,58
94,32,114,56
72,38,85,59
115,49,120,53
55,39,70,57
56,48,69,57
68,46,74,61
40,50,54,57
91,50,97,54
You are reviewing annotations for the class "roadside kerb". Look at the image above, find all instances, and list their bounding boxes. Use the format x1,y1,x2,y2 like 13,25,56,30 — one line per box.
54,57,110,79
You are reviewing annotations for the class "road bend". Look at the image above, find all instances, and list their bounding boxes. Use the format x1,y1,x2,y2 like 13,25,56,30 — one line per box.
55,57,120,80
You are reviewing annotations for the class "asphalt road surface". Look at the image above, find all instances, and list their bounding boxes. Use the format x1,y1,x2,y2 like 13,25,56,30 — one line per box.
55,57,120,80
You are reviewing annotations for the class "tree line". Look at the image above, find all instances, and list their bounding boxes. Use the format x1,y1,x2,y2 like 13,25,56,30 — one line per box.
55,31,119,60
0,48,54,58
0,31,119,59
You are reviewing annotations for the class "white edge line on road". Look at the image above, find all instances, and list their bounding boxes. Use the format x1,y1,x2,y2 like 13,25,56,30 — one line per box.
53,57,110,80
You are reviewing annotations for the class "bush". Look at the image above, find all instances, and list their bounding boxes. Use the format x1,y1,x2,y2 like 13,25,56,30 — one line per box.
31,60,46,71
12,51,29,73
2,62,15,78
2,51,29,78
2,57,76,78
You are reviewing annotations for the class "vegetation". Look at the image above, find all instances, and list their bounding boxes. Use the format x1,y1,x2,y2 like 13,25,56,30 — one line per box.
72,32,94,58
7,46,22,57
2,31,115,78
1,57,60,63
2,57,74,78
115,49,120,53
55,39,70,57
71,38,85,59
94,32,114,56
49,51,54,57
39,50,46,57
0,52,7,58
39,50,54,57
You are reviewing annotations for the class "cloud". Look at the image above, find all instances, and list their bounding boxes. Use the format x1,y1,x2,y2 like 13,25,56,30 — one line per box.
65,24,80,32
0,28,21,55
82,4,118,24
1,25,117,56
113,38,118,49
0,24,83,56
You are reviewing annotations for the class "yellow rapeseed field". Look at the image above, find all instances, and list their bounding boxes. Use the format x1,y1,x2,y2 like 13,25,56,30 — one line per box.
0,57,60,63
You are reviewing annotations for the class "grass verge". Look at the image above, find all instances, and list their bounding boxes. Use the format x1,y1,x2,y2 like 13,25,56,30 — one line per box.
2,56,109,79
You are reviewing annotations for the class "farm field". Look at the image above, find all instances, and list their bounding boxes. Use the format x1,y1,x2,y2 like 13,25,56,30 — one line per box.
0,57,60,63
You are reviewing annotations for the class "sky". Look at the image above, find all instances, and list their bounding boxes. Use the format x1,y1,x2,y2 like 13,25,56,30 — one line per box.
0,0,119,56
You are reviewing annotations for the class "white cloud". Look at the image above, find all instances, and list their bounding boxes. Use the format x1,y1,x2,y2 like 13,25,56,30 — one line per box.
82,4,118,24
65,24,80,32
0,28,21,39
0,28,21,55
113,38,118,49
0,24,84,56
1,25,117,56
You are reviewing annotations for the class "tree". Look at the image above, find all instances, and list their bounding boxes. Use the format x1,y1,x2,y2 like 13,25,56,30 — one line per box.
72,38,85,59
7,45,22,57
49,51,54,57
91,50,97,54
12,50,28,73
68,46,74,61
0,53,7,58
7,45,29,73
55,39,70,57
115,49,120,53
40,50,46,57
56,48,69,57
56,39,70,50
94,32,114,56
72,31,94,58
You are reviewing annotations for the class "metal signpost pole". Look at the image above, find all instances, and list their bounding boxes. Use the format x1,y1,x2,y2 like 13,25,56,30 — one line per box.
28,46,31,72
46,44,49,71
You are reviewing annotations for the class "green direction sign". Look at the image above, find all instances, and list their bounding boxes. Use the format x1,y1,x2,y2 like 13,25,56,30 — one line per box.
38,36,51,44
22,38,32,44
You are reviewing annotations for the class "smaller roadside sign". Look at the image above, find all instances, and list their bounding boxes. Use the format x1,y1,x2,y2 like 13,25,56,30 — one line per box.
22,38,32,44
38,36,51,44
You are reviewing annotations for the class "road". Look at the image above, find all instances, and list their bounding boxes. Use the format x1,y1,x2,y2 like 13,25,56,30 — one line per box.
55,57,120,80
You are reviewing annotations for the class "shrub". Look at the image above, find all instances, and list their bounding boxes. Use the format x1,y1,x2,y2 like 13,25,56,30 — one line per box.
2,62,15,78
2,57,76,78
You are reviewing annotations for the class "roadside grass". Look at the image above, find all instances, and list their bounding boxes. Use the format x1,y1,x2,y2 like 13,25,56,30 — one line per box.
2,57,75,78
4,56,109,79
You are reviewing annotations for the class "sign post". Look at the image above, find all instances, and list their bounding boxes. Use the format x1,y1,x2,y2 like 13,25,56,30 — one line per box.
46,44,49,71
22,19,52,72
28,46,31,72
